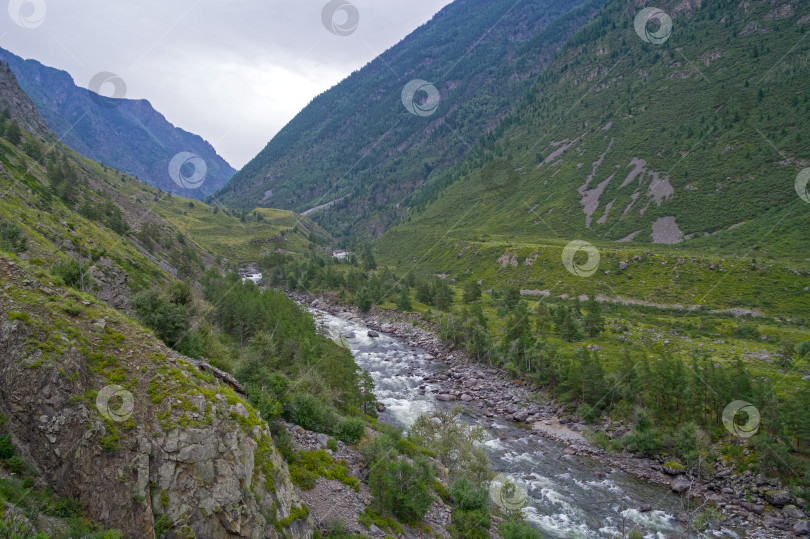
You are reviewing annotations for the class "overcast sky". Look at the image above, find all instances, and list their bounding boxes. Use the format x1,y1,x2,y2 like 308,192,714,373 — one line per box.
1,0,453,169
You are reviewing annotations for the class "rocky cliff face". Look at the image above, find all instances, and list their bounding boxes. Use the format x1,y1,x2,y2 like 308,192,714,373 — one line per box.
0,257,311,538
0,62,52,139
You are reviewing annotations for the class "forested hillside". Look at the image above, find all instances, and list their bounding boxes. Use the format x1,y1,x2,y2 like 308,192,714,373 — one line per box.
383,0,810,245
210,0,603,237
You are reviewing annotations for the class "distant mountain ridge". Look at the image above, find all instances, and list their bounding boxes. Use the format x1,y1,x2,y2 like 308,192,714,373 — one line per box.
210,0,603,237
0,46,236,199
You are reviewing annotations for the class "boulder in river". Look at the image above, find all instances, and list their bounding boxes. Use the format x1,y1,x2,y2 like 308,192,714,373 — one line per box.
512,410,530,422
437,394,455,402
367,330,380,338
343,332,356,339
376,402,386,412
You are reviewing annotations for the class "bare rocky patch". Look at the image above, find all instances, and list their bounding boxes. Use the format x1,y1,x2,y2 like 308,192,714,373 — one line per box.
651,216,684,244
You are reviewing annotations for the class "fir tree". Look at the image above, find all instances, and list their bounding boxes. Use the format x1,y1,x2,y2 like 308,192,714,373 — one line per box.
583,295,604,337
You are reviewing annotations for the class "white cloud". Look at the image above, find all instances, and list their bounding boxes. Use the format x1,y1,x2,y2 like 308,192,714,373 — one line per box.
1,0,452,168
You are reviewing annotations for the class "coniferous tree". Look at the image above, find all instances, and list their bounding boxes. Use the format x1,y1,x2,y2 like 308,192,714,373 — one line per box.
462,280,482,303
435,279,454,311
361,243,377,271
4,121,21,145
396,284,412,311
583,295,604,337
558,306,583,342
356,287,373,312
535,299,552,333
416,279,434,305
779,339,795,370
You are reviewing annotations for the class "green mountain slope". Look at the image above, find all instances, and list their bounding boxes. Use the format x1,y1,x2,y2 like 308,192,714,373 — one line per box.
210,0,604,237
0,60,323,286
376,0,810,318
0,46,236,200
0,59,327,538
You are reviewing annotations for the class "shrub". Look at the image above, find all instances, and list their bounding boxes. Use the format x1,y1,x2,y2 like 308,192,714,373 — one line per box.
246,386,283,422
3,456,33,476
327,438,338,452
368,457,434,523
61,300,84,317
4,121,21,144
284,393,336,434
674,422,710,467
622,428,661,457
577,403,599,423
0,517,38,538
498,520,544,539
585,430,622,452
0,220,27,253
409,409,489,483
7,312,30,323
324,520,365,538
49,496,82,518
132,288,192,348
732,324,761,340
434,480,451,504
621,408,662,456
450,509,490,539
0,434,14,460
289,463,317,490
358,433,397,465
51,259,93,290
334,417,365,445
449,478,491,539
358,508,403,536
154,514,173,538
269,421,296,463
450,478,488,511
355,288,372,312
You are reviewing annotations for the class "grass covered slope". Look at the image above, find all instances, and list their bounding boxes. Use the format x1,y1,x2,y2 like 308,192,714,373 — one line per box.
0,98,322,293
378,0,810,318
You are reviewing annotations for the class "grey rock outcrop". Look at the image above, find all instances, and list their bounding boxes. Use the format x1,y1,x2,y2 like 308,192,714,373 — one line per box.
0,259,311,538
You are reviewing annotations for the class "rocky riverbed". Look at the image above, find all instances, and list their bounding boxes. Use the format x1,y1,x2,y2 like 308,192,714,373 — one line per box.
292,291,810,538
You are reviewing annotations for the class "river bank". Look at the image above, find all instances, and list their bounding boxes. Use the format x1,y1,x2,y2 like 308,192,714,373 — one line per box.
291,290,809,538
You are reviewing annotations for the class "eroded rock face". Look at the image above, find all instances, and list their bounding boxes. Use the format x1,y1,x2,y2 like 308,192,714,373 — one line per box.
0,260,311,538
87,257,130,310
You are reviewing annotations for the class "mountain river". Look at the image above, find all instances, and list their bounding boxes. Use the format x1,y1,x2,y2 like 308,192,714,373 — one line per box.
310,308,741,539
